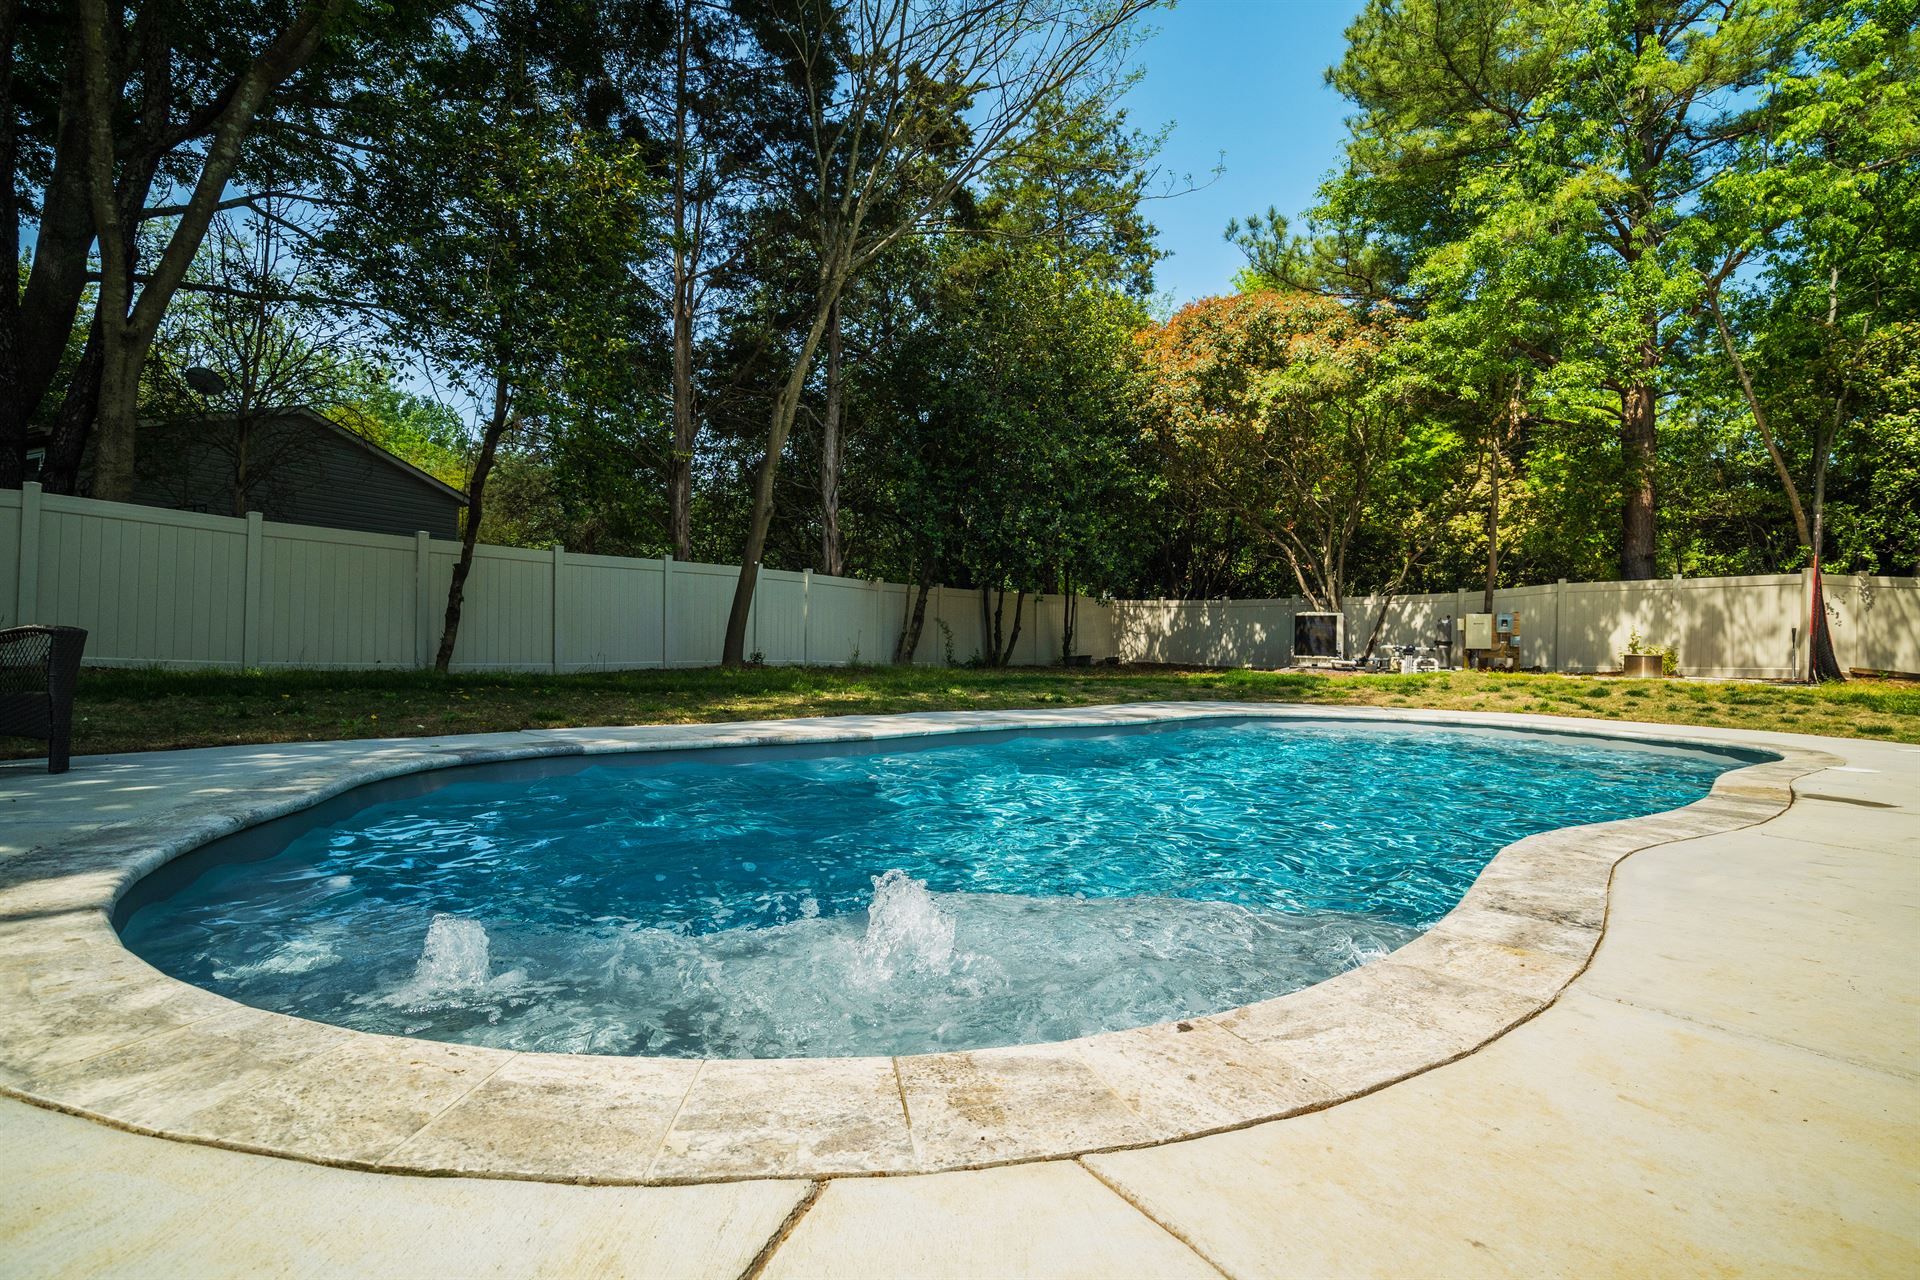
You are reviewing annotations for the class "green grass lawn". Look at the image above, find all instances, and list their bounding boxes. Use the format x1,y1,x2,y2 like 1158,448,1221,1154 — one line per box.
11,664,1916,758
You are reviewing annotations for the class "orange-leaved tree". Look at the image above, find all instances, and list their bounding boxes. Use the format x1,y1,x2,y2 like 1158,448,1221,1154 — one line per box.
1138,289,1442,615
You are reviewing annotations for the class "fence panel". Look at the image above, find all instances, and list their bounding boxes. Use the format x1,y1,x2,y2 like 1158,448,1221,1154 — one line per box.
1831,575,1920,675
915,586,980,666
1115,599,1293,667
1345,592,1445,661
873,583,912,663
1671,575,1803,677
259,524,416,669
1558,579,1663,674
36,493,247,666
1069,596,1118,662
432,543,554,671
1490,584,1561,671
7,487,1917,679
806,573,886,665
747,569,805,664
559,553,666,670
666,562,739,666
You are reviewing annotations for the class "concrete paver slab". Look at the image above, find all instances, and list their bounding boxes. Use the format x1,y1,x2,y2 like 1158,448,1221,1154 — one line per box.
1579,834,1919,1077
5,705,1807,1180
1086,992,1920,1278
0,1096,807,1280
760,1161,1223,1280
1,709,1913,1277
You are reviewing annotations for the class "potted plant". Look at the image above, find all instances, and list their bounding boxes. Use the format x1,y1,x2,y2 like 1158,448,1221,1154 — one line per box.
1622,630,1676,678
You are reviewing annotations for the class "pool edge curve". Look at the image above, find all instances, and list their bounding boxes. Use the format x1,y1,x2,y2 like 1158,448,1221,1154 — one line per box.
0,703,1841,1184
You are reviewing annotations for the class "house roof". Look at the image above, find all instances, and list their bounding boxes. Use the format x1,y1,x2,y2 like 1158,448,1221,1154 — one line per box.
275,406,469,505
31,405,470,505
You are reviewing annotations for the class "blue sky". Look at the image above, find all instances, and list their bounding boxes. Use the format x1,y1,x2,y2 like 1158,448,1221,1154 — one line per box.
1120,0,1365,308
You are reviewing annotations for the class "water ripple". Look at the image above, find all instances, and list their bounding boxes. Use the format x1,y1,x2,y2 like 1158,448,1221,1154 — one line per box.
120,721,1736,1057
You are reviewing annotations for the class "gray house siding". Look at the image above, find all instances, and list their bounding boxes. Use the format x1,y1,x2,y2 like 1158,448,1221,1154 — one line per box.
123,410,465,539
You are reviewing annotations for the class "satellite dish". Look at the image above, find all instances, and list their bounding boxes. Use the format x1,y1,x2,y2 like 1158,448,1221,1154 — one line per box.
183,366,228,397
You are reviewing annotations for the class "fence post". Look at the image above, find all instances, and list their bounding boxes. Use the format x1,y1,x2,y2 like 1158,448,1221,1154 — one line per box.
1670,572,1685,677
1453,588,1469,667
551,544,565,674
242,511,264,669
921,587,936,667
660,556,673,669
415,531,433,669
1797,565,1814,679
1553,579,1566,673
15,480,41,623
800,568,812,666
750,561,760,660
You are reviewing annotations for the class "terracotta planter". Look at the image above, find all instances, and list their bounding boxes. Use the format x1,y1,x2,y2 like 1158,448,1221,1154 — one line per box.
1622,653,1665,678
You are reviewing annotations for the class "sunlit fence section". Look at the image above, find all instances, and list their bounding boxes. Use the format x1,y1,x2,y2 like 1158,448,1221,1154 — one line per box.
1114,573,1920,679
4,485,1915,679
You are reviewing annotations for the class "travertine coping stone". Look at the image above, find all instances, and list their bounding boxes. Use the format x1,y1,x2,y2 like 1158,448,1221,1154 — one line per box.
0,704,1839,1183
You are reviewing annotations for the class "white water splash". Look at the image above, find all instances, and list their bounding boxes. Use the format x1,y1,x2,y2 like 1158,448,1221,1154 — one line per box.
309,893,1419,1058
415,915,493,989
380,915,526,1011
853,870,957,981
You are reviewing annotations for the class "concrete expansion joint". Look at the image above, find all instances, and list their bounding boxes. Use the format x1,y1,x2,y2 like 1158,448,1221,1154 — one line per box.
640,1058,707,1184
740,1180,824,1280
374,1048,521,1167
1075,1156,1240,1279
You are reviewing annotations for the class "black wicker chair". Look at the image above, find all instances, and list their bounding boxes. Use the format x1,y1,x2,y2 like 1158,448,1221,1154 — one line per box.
0,625,87,773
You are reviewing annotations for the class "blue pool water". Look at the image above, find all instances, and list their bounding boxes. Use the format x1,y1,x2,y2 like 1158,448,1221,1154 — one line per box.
119,720,1745,1058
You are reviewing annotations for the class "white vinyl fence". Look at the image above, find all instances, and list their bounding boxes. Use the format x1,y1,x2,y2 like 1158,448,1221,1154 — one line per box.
3,483,1914,678
1113,573,1920,680
0,485,1107,672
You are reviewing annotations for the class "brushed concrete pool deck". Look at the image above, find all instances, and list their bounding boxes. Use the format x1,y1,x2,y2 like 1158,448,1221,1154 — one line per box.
1,708,1915,1277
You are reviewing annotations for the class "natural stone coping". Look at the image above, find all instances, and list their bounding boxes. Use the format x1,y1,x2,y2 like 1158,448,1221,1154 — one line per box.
0,703,1839,1184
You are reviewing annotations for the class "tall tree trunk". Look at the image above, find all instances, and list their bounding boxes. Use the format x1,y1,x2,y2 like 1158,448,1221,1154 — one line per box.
665,1,695,561
77,0,340,503
1060,575,1077,664
818,298,844,577
39,323,103,494
0,0,21,487
894,553,933,664
231,420,253,517
980,584,997,664
42,17,164,497
668,284,695,559
435,372,512,673
1807,389,1844,684
721,272,844,666
1710,297,1811,548
1619,374,1658,581
1,25,98,485
982,587,1025,666
89,331,147,502
1482,431,1500,614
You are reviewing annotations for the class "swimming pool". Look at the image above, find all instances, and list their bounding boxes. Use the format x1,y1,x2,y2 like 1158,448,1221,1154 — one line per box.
117,718,1748,1058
